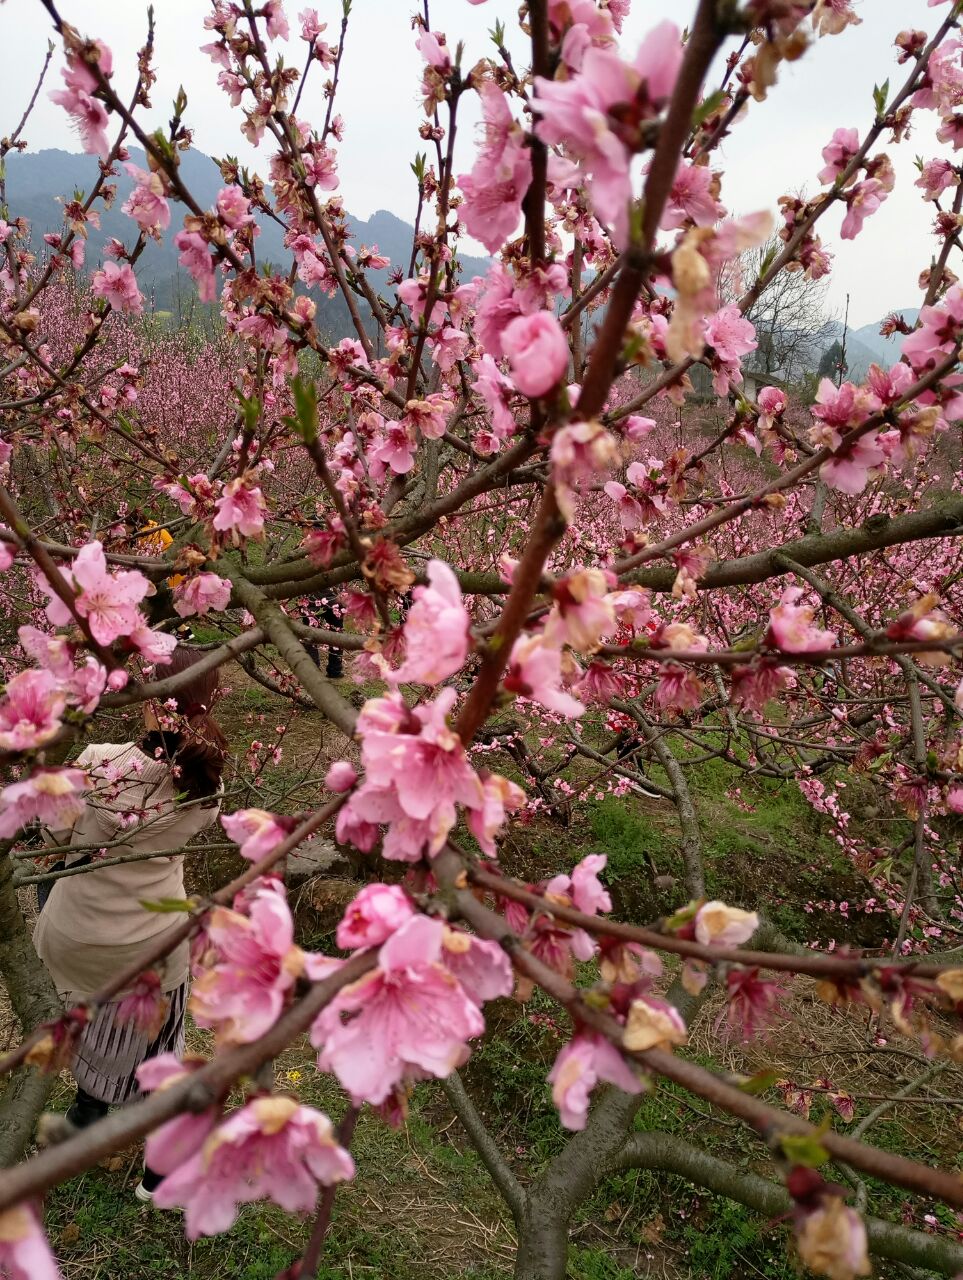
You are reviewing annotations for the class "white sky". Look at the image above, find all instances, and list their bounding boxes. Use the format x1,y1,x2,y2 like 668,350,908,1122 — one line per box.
0,0,946,328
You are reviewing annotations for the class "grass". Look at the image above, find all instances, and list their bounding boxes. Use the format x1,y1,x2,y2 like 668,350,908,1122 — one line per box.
42,1035,516,1280
18,671,956,1279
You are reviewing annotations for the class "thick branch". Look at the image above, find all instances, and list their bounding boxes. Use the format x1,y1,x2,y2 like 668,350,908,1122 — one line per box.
440,1071,526,1223
613,1131,963,1277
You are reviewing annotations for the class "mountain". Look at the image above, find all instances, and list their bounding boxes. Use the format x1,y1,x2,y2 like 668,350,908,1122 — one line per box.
824,309,921,379
6,148,490,336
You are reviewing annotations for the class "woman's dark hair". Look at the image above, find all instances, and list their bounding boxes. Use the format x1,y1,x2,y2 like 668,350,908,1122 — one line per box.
142,646,228,803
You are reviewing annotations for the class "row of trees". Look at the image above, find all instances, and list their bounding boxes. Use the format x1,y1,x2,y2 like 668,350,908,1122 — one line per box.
1,1,963,1277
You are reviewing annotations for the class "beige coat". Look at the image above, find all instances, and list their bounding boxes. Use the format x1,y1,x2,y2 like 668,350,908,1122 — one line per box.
34,741,220,999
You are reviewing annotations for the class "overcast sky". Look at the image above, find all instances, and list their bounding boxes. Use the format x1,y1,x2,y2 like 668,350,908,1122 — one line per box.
0,0,945,328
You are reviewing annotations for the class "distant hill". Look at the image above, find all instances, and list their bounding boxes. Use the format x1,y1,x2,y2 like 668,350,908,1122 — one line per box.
824,309,921,380
5,152,929,372
6,148,490,337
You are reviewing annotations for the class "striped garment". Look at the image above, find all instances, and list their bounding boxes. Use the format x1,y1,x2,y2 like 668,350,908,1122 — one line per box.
68,981,188,1105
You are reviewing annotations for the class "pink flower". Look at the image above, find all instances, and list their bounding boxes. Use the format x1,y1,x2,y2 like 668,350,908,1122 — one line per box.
0,669,67,751
310,914,485,1104
544,568,617,652
43,541,150,644
810,378,861,430
604,481,645,532
50,47,113,157
116,970,168,1038
548,1032,642,1130
730,659,794,713
153,1095,354,1239
404,396,453,441
504,635,585,719
122,164,171,232
757,385,786,429
458,83,532,253
213,478,266,538
223,803,290,860
440,927,513,1004
623,995,688,1051
18,626,76,682
465,771,526,856
336,883,414,950
174,230,217,302
694,901,759,947
902,285,963,373
299,8,323,40
216,186,254,228
429,326,469,373
365,691,476,820
608,589,652,630
817,127,860,184
533,23,682,244
571,853,612,915
915,157,958,201
325,760,357,792
705,305,757,363
393,559,470,685
767,587,837,653
139,1053,219,1177
370,422,417,476
129,625,178,665
173,572,232,618
661,161,724,229
819,432,887,495
0,1204,62,1280
91,261,143,314
0,767,91,838
795,1192,869,1280
190,879,303,1044
502,311,569,398
574,660,626,704
416,29,450,72
721,967,783,1041
341,689,483,860
655,664,703,712
840,178,886,239
946,784,963,814
264,0,290,41
550,419,619,519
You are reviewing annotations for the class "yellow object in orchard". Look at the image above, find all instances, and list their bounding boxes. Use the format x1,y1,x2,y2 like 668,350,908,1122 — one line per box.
136,522,183,588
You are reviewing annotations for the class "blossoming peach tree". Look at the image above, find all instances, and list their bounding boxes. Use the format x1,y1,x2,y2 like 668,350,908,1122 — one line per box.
2,0,963,1276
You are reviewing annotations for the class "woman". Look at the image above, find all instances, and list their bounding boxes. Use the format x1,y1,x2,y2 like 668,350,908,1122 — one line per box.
301,590,344,679
34,647,227,1201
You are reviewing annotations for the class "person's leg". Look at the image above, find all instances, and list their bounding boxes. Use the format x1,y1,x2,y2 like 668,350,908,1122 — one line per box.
139,1166,166,1193
65,1087,110,1129
321,597,343,678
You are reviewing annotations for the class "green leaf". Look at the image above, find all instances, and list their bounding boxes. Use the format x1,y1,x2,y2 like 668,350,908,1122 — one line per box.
663,900,701,932
290,376,318,443
235,391,262,436
778,1132,829,1168
150,129,177,166
139,897,197,913
872,79,889,118
692,88,726,129
736,1068,780,1095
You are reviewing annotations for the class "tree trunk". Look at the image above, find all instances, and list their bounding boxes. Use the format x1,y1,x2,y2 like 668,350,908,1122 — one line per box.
0,844,62,1166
